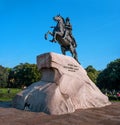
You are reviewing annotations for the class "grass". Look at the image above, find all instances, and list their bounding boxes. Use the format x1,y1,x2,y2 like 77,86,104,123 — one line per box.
0,88,21,101
0,88,119,102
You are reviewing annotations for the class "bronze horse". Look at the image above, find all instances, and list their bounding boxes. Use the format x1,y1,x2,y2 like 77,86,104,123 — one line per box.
45,15,79,63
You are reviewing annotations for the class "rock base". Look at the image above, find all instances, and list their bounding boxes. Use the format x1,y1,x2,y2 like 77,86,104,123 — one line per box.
12,52,111,115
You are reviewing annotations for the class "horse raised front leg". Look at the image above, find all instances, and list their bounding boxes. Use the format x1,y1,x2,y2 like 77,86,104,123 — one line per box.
53,32,58,42
45,31,49,40
54,31,63,42
44,31,53,40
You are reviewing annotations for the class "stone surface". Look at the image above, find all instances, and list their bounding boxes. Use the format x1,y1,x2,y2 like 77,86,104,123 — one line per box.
12,52,111,115
0,102,120,125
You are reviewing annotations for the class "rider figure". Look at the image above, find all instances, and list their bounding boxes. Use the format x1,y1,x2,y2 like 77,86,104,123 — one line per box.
63,17,77,47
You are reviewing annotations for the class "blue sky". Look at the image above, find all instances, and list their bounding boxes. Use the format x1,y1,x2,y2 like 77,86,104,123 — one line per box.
0,0,120,70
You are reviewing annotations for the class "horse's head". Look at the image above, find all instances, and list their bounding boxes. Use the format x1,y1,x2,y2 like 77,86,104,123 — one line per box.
53,14,65,24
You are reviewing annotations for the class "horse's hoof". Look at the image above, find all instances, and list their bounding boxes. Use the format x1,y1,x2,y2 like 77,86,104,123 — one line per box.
44,34,47,40
50,40,53,42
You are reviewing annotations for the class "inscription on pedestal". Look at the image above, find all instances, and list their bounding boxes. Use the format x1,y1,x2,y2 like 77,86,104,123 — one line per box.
63,64,79,72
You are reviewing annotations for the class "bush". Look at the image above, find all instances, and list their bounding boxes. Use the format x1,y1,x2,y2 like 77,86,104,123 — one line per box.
108,95,120,101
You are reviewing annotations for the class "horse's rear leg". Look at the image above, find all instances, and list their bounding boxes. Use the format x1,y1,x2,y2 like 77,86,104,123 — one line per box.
61,46,66,55
73,49,80,63
70,45,80,64
74,51,80,64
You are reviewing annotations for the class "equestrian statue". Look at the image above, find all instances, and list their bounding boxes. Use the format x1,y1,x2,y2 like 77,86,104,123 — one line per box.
45,15,79,63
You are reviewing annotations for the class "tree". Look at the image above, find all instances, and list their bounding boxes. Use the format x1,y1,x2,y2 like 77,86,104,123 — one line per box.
0,65,9,87
97,58,120,90
85,65,100,84
8,63,41,88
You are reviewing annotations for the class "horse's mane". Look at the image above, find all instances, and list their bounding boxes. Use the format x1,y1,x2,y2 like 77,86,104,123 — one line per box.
61,16,66,24
56,14,66,24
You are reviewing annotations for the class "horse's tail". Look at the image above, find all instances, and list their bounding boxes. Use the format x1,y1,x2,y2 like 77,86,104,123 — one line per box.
73,37,77,48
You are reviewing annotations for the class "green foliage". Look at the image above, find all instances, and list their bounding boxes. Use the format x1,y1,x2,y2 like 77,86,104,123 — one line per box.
0,65,10,87
97,58,120,90
85,65,100,84
8,63,41,88
108,95,120,101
